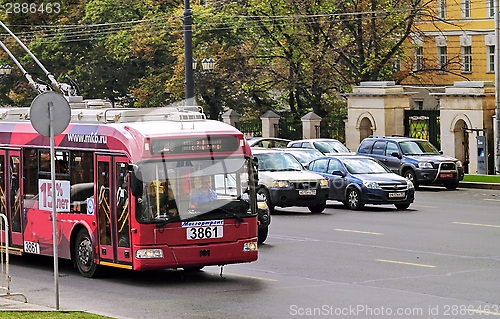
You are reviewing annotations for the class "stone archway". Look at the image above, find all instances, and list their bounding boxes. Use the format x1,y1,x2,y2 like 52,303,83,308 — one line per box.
452,119,469,174
359,117,373,141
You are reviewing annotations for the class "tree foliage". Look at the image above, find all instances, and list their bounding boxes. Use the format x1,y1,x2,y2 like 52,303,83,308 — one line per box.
0,0,429,130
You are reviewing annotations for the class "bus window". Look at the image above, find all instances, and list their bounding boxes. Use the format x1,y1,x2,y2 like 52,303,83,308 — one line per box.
39,150,69,181
71,151,94,184
23,148,38,198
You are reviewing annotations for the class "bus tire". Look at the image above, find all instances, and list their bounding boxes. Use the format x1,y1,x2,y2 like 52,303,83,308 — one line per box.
258,226,269,244
75,229,100,278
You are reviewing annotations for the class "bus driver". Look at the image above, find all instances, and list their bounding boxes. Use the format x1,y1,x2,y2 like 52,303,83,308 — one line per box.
191,176,217,207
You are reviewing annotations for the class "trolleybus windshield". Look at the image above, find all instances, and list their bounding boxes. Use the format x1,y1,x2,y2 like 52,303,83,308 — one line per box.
133,156,252,224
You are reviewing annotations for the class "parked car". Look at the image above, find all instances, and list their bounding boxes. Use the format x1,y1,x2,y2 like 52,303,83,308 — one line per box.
274,147,324,169
308,155,415,210
287,138,350,155
247,137,292,148
356,136,464,189
252,148,329,214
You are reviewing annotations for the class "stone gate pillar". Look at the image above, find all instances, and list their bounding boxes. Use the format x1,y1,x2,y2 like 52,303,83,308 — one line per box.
260,111,280,138
222,109,241,127
301,112,322,139
432,81,495,174
345,82,415,151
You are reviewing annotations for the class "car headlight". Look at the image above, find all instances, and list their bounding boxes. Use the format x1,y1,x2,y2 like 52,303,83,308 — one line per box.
272,180,291,187
257,201,268,210
363,181,381,189
319,179,329,188
407,180,414,189
418,162,433,169
456,160,462,168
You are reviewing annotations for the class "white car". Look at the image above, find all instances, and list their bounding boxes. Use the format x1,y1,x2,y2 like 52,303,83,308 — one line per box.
252,148,329,213
287,138,350,155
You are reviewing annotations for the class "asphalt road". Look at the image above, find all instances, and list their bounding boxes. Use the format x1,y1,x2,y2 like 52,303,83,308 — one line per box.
5,186,500,318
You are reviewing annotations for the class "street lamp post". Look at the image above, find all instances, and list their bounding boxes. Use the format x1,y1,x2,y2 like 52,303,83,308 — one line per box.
184,0,194,105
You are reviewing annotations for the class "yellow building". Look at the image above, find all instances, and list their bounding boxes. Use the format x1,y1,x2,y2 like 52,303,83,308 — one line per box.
402,0,496,86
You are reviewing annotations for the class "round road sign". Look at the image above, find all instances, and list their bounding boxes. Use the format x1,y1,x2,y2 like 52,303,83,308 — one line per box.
30,92,71,137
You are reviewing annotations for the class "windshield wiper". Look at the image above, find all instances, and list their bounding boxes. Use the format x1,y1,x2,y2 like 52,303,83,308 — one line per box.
277,168,302,171
155,214,180,228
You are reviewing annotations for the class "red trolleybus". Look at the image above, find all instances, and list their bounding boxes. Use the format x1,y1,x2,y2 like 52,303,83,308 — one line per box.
0,104,259,277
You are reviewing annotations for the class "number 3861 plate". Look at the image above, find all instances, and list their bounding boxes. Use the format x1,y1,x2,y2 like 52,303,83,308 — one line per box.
187,226,223,240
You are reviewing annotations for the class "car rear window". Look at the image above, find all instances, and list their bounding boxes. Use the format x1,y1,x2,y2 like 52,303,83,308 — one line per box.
357,140,374,154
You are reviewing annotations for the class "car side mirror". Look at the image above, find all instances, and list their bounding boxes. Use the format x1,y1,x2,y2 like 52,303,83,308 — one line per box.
332,170,345,177
391,152,402,159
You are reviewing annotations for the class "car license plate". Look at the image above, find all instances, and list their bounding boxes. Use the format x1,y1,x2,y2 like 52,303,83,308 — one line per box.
299,189,316,196
439,173,454,178
186,226,223,240
388,192,405,198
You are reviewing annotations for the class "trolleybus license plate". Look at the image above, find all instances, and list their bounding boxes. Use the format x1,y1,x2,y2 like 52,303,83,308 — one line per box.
187,226,223,240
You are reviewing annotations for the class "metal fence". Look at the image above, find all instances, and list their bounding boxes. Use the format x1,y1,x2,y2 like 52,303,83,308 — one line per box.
0,213,26,302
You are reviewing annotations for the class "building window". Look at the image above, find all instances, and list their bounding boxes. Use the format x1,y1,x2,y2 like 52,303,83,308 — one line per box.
462,0,470,18
462,46,472,73
414,46,424,71
487,45,495,73
438,0,446,19
488,0,495,17
437,46,447,72
414,100,424,110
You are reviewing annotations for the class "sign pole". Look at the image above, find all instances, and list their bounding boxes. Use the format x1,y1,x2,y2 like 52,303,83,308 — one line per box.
49,103,60,310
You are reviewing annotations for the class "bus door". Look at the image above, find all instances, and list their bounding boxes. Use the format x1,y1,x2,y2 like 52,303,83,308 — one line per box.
96,155,131,266
6,150,22,247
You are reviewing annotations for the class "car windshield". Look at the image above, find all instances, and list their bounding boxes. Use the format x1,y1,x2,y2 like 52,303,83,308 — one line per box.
286,150,321,164
255,153,304,171
399,141,440,155
343,158,391,174
314,141,350,153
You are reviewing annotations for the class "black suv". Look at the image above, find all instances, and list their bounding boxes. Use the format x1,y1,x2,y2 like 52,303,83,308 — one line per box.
356,137,464,189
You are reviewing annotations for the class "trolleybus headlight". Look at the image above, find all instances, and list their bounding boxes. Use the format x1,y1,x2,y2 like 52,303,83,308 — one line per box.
243,241,258,252
135,249,164,259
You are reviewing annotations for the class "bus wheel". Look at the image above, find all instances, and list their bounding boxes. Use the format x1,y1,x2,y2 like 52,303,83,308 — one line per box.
258,226,269,244
75,229,100,278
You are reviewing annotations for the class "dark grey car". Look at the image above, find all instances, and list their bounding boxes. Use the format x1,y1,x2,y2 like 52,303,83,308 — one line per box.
357,136,464,189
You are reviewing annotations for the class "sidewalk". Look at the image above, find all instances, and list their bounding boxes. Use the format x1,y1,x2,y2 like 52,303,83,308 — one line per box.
0,296,54,311
459,181,500,190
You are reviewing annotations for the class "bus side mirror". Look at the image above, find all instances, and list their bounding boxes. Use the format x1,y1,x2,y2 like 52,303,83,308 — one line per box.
130,171,143,197
252,157,259,187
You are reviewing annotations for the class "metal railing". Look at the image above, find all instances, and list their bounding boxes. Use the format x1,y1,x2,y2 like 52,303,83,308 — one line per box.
0,213,27,302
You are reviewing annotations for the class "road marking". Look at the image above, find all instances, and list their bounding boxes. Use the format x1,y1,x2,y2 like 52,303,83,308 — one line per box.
411,204,437,208
453,222,500,228
469,309,500,316
376,259,436,268
484,198,500,202
224,273,278,282
334,228,383,235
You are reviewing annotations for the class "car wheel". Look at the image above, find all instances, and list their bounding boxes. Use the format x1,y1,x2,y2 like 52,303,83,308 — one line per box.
346,188,364,210
75,229,101,278
308,202,326,214
257,188,275,214
403,169,419,189
258,227,269,244
443,180,459,190
395,203,411,210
